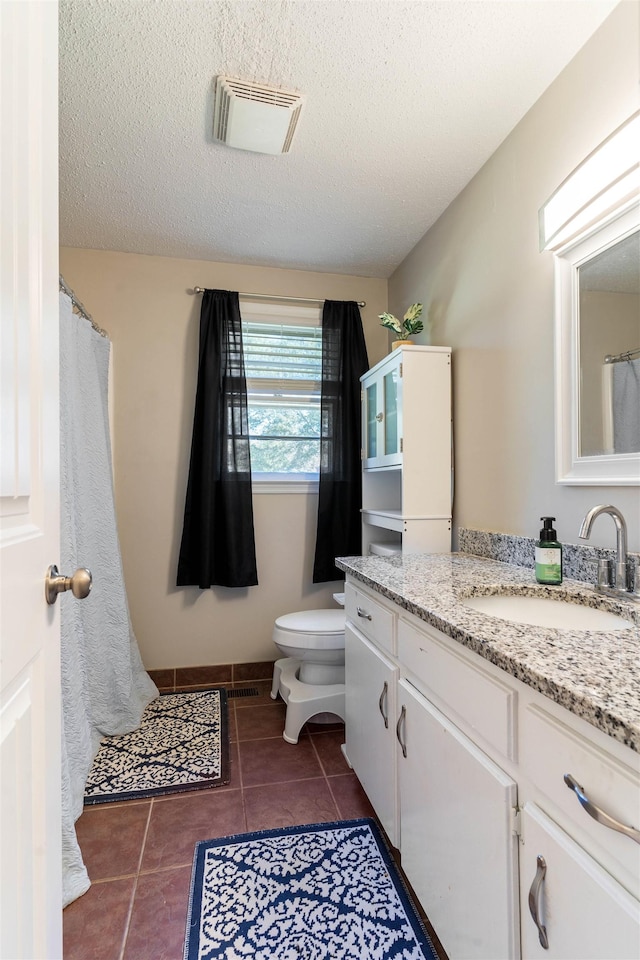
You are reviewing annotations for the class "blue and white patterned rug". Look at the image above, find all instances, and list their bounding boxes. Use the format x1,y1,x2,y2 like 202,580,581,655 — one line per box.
184,818,439,960
84,689,229,804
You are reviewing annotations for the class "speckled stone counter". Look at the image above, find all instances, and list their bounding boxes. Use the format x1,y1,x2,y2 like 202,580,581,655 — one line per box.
336,552,640,753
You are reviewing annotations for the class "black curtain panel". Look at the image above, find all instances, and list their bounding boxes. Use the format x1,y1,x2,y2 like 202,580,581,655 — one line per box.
313,300,369,583
177,289,258,588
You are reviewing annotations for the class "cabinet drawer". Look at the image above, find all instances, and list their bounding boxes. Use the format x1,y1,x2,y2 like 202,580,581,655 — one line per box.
522,704,640,899
398,618,517,761
345,582,395,655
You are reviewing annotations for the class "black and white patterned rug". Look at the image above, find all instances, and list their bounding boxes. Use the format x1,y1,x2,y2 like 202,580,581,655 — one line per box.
184,818,439,960
84,688,230,804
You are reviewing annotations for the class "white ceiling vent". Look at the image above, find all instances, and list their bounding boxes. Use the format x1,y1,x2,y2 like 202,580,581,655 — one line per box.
213,76,305,155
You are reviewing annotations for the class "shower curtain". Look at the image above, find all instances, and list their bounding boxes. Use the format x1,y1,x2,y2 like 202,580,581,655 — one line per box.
59,292,158,907
602,357,640,454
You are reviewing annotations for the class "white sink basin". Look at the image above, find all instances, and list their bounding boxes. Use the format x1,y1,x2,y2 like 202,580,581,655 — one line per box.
462,594,634,631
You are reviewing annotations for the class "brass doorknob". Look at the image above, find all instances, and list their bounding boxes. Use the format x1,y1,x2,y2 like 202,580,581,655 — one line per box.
45,565,92,605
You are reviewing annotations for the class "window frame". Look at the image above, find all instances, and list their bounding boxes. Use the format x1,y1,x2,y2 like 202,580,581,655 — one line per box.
240,299,322,494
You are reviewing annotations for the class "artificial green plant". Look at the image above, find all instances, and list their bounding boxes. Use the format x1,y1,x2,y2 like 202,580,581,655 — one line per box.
378,303,424,338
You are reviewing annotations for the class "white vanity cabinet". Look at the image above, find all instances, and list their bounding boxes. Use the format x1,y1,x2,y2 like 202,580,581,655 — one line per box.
360,346,452,554
342,574,640,960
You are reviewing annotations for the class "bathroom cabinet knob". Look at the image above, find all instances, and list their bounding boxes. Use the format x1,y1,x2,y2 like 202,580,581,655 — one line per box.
45,564,92,605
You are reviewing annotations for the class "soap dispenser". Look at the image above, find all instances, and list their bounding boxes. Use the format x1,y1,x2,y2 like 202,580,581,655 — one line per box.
535,517,563,585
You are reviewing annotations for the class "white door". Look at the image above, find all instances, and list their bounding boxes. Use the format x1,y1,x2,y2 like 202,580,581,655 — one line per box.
344,623,399,845
0,3,62,958
397,678,520,960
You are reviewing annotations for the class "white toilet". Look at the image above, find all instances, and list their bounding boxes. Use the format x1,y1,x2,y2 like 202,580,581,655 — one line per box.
270,608,346,744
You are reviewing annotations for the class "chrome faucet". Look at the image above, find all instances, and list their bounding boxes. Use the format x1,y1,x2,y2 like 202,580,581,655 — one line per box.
579,504,637,598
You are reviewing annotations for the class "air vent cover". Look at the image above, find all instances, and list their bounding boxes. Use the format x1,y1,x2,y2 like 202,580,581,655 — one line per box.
213,76,304,155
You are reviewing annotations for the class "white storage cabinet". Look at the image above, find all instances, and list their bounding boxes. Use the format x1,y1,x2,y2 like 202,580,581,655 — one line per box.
361,346,452,554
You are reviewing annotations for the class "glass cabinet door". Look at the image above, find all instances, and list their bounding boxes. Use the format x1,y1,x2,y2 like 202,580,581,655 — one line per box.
366,382,378,459
383,368,398,456
362,355,403,468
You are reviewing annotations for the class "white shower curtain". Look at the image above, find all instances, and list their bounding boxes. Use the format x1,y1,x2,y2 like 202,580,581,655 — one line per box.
59,292,158,907
612,357,640,453
603,357,640,454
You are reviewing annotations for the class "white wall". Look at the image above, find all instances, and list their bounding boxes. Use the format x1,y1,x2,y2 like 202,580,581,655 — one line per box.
59,248,388,669
389,1,640,554
60,4,640,670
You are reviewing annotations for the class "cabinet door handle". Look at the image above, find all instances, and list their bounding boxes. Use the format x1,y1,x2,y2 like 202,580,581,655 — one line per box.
564,774,640,844
356,607,372,621
375,412,384,422
528,855,549,950
378,681,389,728
396,704,407,758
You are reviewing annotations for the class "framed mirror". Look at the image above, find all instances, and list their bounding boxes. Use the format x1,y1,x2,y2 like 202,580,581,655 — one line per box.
540,112,640,485
554,206,639,484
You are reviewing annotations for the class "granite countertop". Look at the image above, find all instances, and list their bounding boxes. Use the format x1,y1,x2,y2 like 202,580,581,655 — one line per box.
336,552,640,753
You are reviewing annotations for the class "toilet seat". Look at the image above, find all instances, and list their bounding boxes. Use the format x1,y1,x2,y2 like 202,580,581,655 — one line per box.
273,609,346,650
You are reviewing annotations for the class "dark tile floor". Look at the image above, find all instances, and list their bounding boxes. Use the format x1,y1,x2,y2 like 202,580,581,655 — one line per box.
62,680,391,960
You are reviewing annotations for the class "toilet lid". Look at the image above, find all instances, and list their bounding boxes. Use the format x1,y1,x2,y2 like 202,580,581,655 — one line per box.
275,609,346,635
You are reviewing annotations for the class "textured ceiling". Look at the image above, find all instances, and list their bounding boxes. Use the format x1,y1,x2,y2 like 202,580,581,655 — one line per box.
59,0,618,278
580,232,640,293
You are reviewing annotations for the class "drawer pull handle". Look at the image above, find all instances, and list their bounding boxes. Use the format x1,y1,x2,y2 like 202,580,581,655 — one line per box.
396,705,407,758
357,607,372,621
378,681,389,728
528,855,549,950
564,774,640,844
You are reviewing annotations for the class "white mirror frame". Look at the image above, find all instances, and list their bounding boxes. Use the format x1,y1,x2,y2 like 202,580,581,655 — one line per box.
554,203,639,485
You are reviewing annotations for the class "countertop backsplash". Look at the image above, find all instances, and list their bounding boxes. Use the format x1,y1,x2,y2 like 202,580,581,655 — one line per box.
459,528,639,584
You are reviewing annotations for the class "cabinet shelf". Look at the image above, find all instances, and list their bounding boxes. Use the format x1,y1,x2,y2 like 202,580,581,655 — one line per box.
362,508,452,521
362,509,451,531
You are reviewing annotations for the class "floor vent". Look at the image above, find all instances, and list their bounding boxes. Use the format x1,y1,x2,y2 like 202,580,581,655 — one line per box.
227,687,260,699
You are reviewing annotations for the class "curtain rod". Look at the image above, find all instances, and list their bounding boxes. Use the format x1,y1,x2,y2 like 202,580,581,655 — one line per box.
59,276,109,339
192,287,366,308
605,347,640,364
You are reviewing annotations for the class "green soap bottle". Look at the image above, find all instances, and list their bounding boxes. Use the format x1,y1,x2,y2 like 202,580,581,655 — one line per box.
535,517,563,585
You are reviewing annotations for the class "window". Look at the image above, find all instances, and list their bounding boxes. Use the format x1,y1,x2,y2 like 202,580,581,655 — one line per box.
241,301,322,485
